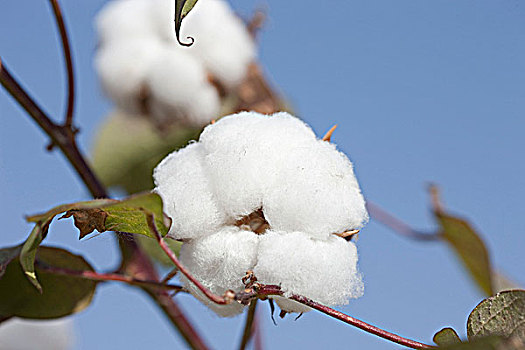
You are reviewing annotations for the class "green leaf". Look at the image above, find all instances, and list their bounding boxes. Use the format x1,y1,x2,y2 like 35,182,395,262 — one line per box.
435,211,494,296
467,290,525,341
0,246,21,278
434,327,462,346
0,246,97,319
62,192,170,239
19,223,50,293
91,111,200,194
174,0,198,46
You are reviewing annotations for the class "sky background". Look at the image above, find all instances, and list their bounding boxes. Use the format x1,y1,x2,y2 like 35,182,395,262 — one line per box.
1,1,524,349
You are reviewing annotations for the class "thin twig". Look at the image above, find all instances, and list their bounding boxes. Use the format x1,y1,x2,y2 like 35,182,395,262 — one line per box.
1,58,209,350
235,284,434,350
253,309,263,350
37,263,184,292
366,202,439,241
0,58,105,198
47,0,75,127
162,267,179,284
146,213,230,305
239,300,258,350
290,295,434,349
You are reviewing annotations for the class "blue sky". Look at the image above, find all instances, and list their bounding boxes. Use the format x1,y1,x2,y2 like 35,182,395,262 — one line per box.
1,1,524,349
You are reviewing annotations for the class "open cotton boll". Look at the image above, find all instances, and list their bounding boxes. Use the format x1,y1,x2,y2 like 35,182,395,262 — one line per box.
154,143,225,239
264,140,368,239
95,0,157,44
95,39,164,116
254,231,364,313
146,46,221,126
0,318,74,350
179,227,259,317
179,0,256,87
199,111,318,220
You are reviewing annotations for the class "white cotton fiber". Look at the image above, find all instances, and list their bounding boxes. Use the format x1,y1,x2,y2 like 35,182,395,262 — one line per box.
154,143,225,239
94,39,164,116
254,231,364,312
95,0,257,127
0,318,74,350
263,139,368,239
178,0,257,87
199,111,318,220
155,111,368,316
95,0,157,44
146,46,221,126
179,227,259,317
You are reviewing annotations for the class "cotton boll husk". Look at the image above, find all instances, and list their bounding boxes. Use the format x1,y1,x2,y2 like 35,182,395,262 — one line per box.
95,0,157,45
146,46,221,126
199,112,317,220
254,231,364,313
95,39,164,116
0,318,74,350
178,0,256,88
263,139,368,239
154,143,225,239
179,227,259,317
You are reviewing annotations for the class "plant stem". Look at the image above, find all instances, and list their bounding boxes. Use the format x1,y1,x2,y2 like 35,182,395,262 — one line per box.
239,300,258,350
366,202,439,241
290,295,434,349
140,230,436,350
147,214,230,305
37,264,184,292
0,59,105,198
47,0,75,127
0,58,209,350
238,285,434,350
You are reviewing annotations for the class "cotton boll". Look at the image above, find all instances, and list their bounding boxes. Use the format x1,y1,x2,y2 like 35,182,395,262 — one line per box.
95,0,157,44
264,140,368,239
95,39,164,116
199,111,318,220
146,46,221,126
254,231,364,313
154,143,225,239
179,227,259,317
179,0,256,87
0,318,74,350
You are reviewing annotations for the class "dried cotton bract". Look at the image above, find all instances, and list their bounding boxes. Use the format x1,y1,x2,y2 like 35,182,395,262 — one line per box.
94,0,256,127
154,112,368,315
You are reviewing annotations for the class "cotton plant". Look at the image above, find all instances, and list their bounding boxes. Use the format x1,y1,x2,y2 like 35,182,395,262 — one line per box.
94,0,256,128
154,111,368,316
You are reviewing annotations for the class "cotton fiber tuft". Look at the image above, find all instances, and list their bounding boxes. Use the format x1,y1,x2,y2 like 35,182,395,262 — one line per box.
154,111,368,316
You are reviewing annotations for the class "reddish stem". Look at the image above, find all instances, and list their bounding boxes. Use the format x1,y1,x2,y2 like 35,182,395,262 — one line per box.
366,202,439,241
246,285,434,350
47,0,75,127
147,226,436,350
291,295,434,349
147,214,229,305
37,263,184,292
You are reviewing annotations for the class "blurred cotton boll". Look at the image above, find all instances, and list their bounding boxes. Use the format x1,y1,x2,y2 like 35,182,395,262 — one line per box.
94,0,256,128
179,0,257,87
0,318,74,350
154,111,367,316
